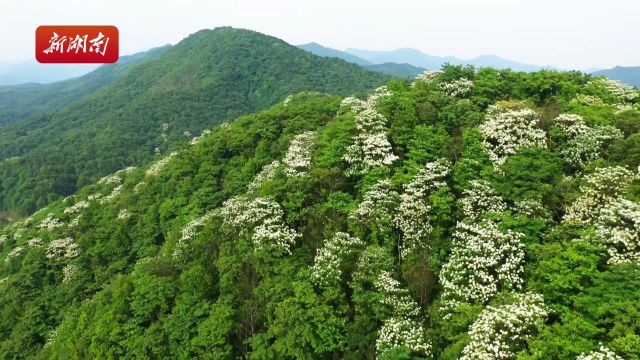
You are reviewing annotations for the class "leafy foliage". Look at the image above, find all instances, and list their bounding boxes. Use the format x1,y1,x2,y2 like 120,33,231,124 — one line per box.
0,63,639,359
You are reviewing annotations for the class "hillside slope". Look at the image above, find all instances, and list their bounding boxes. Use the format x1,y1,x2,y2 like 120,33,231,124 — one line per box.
0,46,170,127
0,27,389,214
0,66,639,359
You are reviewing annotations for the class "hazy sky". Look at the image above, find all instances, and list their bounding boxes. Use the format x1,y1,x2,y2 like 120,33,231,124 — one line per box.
1,0,638,70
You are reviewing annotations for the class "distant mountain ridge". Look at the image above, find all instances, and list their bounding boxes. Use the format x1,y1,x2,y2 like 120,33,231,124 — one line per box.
345,47,562,72
0,61,99,86
592,66,640,87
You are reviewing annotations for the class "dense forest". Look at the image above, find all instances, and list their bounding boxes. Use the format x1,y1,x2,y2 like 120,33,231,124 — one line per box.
1,64,639,359
0,27,389,215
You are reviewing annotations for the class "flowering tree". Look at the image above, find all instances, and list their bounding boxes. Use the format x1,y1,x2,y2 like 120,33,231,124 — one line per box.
350,179,399,235
440,221,525,312
218,196,300,256
310,232,362,287
590,78,638,104
38,213,64,231
460,293,548,360
412,70,442,86
395,159,451,258
342,87,398,174
439,78,474,97
554,114,623,167
248,160,282,192
283,131,317,177
576,345,625,360
46,237,80,260
459,180,506,220
374,271,431,357
564,166,640,264
479,106,546,167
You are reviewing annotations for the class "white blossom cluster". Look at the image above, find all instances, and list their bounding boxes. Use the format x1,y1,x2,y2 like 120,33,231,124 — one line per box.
62,264,79,283
133,181,146,193
283,131,317,177
5,246,24,263
554,114,623,167
350,179,399,231
374,271,431,356
87,193,102,201
283,95,293,107
27,238,43,247
440,221,526,313
99,185,123,204
395,160,451,258
591,78,639,103
0,234,7,246
190,129,212,145
173,211,215,259
97,174,122,186
439,78,474,97
564,166,640,264
96,167,136,186
218,196,300,255
310,232,362,286
572,94,604,106
63,200,89,215
479,107,547,167
248,160,282,192
576,345,624,360
13,227,25,240
460,180,507,220
513,199,548,218
38,213,64,231
46,237,79,260
117,209,131,220
341,87,398,174
146,151,179,176
412,70,442,86
69,215,81,228
460,293,548,360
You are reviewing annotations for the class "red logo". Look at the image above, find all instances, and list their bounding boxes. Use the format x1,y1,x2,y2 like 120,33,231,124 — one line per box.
36,25,119,63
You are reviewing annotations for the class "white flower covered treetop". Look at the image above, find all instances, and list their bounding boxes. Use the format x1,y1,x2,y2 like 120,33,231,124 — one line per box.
479,106,546,167
310,232,362,286
394,159,451,258
374,271,431,356
342,86,398,174
46,237,80,260
282,131,317,177
439,78,474,97
591,78,639,104
412,70,442,86
248,131,317,191
554,114,622,167
218,196,300,256
460,180,507,220
460,293,548,360
576,345,625,360
564,166,640,264
350,179,399,234
440,221,526,313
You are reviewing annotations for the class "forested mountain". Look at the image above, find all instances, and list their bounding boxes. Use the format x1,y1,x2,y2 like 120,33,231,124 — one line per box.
0,27,389,214
593,66,640,87
1,65,639,359
0,46,170,127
